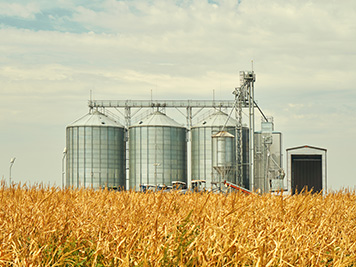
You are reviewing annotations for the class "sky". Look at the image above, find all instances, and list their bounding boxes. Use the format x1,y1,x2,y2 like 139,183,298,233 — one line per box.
0,0,355,190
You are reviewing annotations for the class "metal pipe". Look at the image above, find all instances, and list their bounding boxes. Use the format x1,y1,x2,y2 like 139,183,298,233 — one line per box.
254,100,268,122
248,74,256,192
89,100,237,108
251,74,255,192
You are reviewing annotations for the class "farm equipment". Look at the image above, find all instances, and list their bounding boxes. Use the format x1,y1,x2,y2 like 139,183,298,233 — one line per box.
139,184,168,192
223,180,254,195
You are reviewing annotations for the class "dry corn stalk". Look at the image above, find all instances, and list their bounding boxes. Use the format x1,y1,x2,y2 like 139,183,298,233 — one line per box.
0,182,356,266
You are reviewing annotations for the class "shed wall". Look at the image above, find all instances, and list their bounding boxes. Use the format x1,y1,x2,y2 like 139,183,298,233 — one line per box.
287,146,327,194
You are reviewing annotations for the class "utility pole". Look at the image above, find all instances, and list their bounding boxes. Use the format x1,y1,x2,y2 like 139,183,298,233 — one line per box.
9,157,16,185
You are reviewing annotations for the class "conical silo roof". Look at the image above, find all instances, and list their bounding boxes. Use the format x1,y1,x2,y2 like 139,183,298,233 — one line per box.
212,131,235,138
67,110,124,127
193,110,237,128
131,111,184,128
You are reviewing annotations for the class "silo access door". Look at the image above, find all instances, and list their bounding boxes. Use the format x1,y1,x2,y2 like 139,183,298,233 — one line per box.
291,155,322,194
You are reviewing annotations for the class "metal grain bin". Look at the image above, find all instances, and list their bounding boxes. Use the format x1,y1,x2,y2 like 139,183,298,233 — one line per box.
254,131,282,193
129,111,187,190
191,111,236,187
66,110,126,189
212,131,235,184
191,110,249,188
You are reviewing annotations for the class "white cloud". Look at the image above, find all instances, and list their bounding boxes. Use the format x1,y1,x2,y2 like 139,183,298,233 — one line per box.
0,65,72,81
0,3,40,19
0,0,356,189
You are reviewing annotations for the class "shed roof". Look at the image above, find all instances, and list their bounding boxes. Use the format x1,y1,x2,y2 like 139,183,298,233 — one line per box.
286,145,327,152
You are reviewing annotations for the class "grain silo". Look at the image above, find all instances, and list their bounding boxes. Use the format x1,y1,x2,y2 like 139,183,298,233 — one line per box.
191,110,249,188
212,131,235,186
254,120,284,193
66,110,126,189
254,132,283,193
129,111,187,190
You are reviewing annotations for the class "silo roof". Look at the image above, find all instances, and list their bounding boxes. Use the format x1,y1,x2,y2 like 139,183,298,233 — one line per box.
193,110,237,128
131,111,185,128
67,110,124,127
212,131,235,138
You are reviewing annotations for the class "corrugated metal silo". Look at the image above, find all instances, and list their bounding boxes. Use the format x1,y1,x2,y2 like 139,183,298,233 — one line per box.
191,110,249,188
129,111,187,190
254,131,283,193
66,110,126,189
212,131,235,184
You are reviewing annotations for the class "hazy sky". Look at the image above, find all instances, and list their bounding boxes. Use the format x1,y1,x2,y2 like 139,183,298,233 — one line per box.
1,0,355,190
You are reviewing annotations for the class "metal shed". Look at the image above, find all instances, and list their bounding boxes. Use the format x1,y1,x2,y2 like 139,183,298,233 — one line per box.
286,145,327,194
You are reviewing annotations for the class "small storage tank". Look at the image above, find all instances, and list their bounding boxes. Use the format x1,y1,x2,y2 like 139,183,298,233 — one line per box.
191,110,249,188
129,111,187,190
254,131,283,193
66,110,126,189
212,131,234,183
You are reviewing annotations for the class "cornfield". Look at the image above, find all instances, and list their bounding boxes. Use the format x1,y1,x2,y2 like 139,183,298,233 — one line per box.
1,183,356,266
